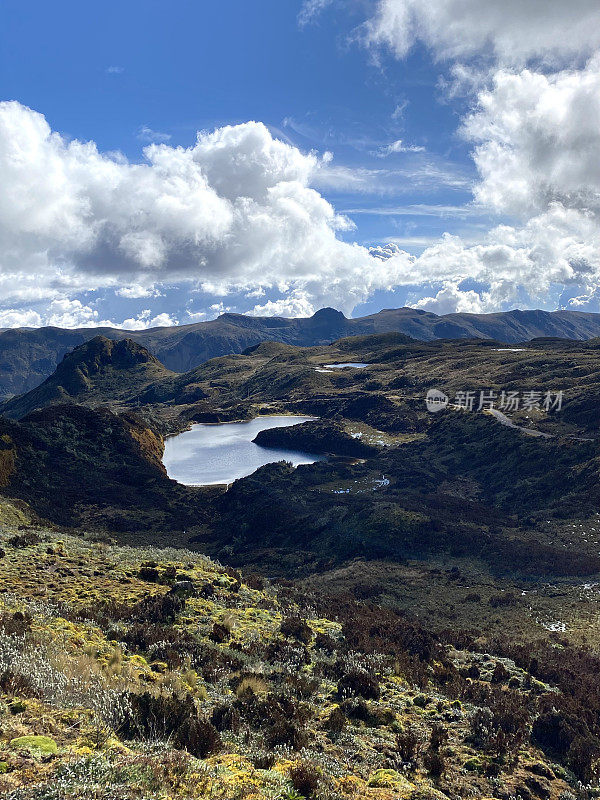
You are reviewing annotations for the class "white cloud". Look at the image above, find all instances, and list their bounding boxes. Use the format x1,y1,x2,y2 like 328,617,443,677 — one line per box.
116,284,162,299
137,126,172,144
364,0,600,65
413,281,488,314
106,66,124,74
120,309,178,330
314,160,470,194
346,1,600,314
0,102,411,316
0,309,43,328
462,56,600,218
373,139,425,156
247,292,317,318
298,0,334,26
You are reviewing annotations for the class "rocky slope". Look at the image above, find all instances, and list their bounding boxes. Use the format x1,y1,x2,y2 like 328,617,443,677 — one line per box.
1,336,173,420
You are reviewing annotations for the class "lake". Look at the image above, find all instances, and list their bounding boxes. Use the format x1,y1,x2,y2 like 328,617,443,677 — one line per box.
162,415,323,486
324,362,369,368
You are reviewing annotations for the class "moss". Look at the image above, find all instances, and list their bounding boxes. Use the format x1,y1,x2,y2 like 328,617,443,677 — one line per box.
10,735,58,755
367,768,414,791
463,756,485,772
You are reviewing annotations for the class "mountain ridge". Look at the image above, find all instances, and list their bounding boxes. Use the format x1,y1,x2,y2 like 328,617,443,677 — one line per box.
3,306,600,400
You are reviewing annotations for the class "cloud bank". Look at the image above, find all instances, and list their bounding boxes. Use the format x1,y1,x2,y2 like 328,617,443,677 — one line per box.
364,0,600,64
359,0,600,313
0,102,411,321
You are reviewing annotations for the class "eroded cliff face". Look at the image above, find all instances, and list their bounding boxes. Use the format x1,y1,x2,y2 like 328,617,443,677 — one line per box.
124,411,167,469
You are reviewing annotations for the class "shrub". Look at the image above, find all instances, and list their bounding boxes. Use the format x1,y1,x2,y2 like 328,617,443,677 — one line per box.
284,674,319,699
138,565,160,582
120,691,221,757
324,706,346,735
289,762,320,797
341,698,376,725
175,715,221,759
209,622,231,643
337,669,380,701
133,592,185,623
314,631,338,652
429,724,448,750
210,703,240,733
7,532,41,548
470,692,528,757
489,592,517,608
423,747,446,778
396,727,420,765
491,662,510,684
266,719,306,750
244,573,265,590
532,711,600,784
0,611,32,637
253,752,275,770
280,616,313,644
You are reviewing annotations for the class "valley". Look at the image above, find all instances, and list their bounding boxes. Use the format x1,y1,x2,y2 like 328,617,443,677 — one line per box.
2,327,600,798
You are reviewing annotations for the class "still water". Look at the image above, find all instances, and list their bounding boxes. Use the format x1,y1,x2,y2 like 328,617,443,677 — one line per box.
162,416,323,486
324,362,369,368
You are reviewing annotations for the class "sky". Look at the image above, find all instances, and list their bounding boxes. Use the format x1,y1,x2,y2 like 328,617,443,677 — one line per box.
1,0,600,328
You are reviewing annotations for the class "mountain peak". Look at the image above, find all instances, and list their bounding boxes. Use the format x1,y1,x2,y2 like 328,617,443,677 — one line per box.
1,336,168,420
310,307,346,322
61,336,161,372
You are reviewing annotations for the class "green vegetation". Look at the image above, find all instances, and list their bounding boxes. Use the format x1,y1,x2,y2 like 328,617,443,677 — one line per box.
0,514,592,799
2,330,600,797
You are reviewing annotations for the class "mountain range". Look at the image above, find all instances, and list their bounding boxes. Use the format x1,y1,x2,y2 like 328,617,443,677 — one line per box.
3,305,600,400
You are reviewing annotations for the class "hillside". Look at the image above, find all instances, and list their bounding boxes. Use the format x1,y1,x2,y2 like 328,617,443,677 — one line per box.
1,337,173,420
0,506,592,800
4,306,600,399
2,333,600,796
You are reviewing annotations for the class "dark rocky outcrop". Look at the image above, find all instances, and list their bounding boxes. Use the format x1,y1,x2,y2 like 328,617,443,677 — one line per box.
1,336,172,419
253,419,379,458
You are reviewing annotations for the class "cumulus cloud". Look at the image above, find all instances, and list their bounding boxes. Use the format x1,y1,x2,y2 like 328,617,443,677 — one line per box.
0,102,404,316
463,56,600,217
116,284,162,299
120,310,178,330
4,4,600,326
413,281,489,314
247,292,317,318
344,1,600,313
364,0,600,65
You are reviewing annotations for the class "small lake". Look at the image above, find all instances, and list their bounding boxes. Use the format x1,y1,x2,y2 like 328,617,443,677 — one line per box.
324,362,369,369
162,416,323,486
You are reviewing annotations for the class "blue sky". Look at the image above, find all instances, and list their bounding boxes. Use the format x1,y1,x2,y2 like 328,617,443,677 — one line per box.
1,0,599,326
1,0,477,242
